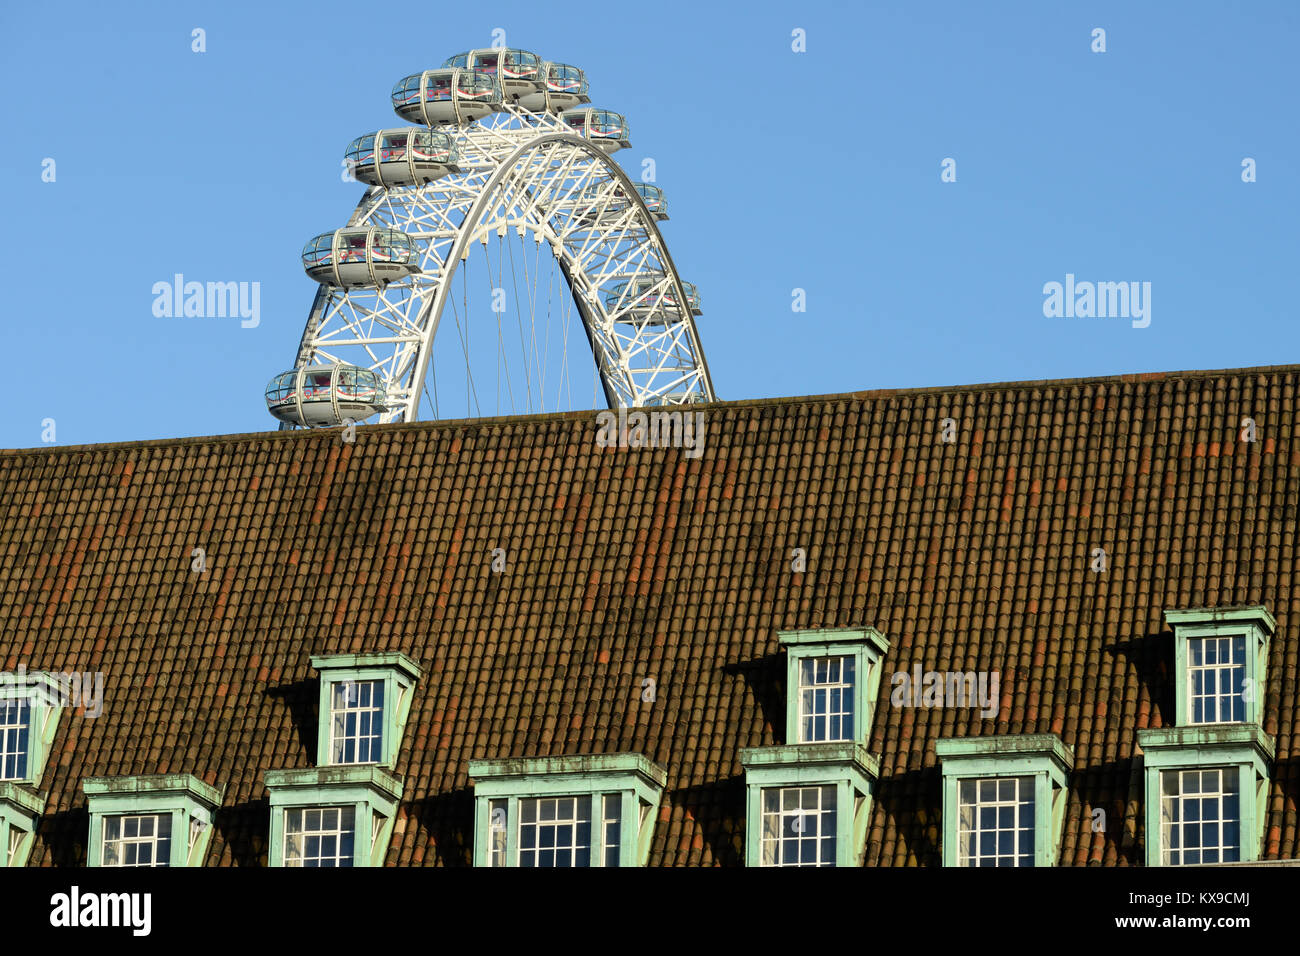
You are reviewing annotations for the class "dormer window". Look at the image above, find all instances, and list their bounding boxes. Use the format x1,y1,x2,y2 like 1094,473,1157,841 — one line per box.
0,669,64,787
264,766,403,868
0,699,30,780
311,654,420,768
468,754,666,867
1169,605,1272,726
1137,605,1276,866
935,734,1073,867
84,774,225,868
781,628,890,745
0,783,43,867
739,627,891,867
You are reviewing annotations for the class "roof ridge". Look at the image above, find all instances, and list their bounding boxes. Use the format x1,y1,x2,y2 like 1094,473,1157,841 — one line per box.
4,361,1296,457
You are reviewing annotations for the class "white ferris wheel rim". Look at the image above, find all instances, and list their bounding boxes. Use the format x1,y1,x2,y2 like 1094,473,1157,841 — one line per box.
285,104,715,426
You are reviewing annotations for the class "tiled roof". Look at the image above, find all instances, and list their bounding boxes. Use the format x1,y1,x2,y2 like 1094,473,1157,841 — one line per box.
3,363,1299,866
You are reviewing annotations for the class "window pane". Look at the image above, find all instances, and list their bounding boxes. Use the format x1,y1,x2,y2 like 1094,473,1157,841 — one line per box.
797,655,855,742
517,795,593,867
102,813,173,868
956,776,1036,867
1159,768,1240,866
330,679,384,764
0,700,31,780
1187,635,1248,724
283,807,354,867
759,785,837,866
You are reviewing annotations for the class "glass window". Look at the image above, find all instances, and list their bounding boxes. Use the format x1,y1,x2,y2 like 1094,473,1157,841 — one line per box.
303,369,333,398
1188,635,1247,723
329,679,384,764
0,699,30,781
380,132,407,161
103,813,173,867
956,776,1035,866
284,807,355,867
798,655,855,743
354,369,379,401
760,785,837,866
461,71,495,97
336,233,365,263
518,795,592,867
265,371,296,405
1160,768,1240,865
427,74,452,101
391,75,421,106
347,135,375,165
548,64,587,94
488,798,507,867
302,234,334,267
602,794,621,867
7,825,25,866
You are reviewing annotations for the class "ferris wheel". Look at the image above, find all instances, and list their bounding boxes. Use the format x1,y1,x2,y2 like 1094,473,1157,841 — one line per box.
265,48,716,429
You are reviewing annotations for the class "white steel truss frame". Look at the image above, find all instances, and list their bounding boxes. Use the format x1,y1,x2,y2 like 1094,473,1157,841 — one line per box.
287,105,715,425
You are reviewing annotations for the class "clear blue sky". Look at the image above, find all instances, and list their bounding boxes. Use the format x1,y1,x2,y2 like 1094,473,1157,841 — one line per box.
1,0,1296,448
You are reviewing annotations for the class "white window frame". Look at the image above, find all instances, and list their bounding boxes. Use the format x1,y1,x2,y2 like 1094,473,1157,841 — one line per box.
469,754,666,868
516,794,595,868
797,656,855,744
780,628,889,747
328,679,385,765
102,812,173,868
0,699,31,782
1186,635,1247,725
1159,767,1241,866
956,775,1036,867
759,784,837,867
283,806,356,868
936,735,1073,868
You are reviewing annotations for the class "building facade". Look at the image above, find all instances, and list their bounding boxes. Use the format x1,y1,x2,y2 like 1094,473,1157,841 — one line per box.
1,363,1298,866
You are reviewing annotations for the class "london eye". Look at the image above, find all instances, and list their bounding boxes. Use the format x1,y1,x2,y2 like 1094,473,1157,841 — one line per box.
266,48,716,428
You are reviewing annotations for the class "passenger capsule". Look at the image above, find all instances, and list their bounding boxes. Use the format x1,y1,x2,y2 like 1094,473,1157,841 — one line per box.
517,62,590,112
603,277,701,325
573,181,667,224
443,49,543,98
302,227,421,288
265,364,388,427
657,392,703,405
560,108,630,152
392,69,502,126
345,128,460,187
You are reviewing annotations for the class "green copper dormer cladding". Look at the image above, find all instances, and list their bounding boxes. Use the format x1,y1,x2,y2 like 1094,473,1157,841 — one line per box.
83,774,225,868
264,765,403,867
0,782,44,867
467,753,667,867
935,735,1073,867
779,628,891,746
310,653,421,768
1165,606,1274,727
739,743,878,867
1136,724,1274,866
0,670,67,786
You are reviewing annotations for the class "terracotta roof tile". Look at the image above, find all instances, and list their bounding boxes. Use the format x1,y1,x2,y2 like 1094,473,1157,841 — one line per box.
3,363,1300,865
